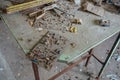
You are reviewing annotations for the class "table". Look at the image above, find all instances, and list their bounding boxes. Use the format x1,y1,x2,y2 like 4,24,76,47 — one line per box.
0,2,120,80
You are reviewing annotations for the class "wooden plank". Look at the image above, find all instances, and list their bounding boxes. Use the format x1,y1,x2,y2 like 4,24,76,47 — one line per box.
6,0,54,14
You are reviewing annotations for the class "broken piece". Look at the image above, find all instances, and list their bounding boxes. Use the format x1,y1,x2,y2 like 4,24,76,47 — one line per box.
29,10,45,20
27,31,68,70
69,0,81,5
28,19,35,27
92,0,102,6
99,19,110,27
6,0,54,14
36,11,45,20
69,26,77,33
82,2,105,16
43,4,58,11
71,18,82,24
29,10,44,17
70,42,76,48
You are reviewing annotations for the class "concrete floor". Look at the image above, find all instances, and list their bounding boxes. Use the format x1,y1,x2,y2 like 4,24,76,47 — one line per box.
0,18,120,80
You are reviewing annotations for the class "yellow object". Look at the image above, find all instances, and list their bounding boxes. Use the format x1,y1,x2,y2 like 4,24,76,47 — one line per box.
69,27,77,33
6,0,54,14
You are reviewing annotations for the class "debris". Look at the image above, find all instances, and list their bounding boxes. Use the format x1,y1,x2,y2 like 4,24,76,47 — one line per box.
36,11,45,20
29,10,45,20
69,0,81,5
92,0,102,6
43,4,58,11
29,10,43,18
69,26,77,33
54,7,74,16
74,0,81,5
115,55,120,62
28,19,35,27
6,0,54,14
113,1,120,7
35,28,43,31
70,18,82,24
82,2,105,16
105,0,120,7
27,31,69,70
106,74,119,80
99,19,110,27
68,0,81,5
50,9,61,17
29,4,58,20
70,42,76,48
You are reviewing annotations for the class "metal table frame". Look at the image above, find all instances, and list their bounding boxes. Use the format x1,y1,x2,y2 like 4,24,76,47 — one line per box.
32,32,120,80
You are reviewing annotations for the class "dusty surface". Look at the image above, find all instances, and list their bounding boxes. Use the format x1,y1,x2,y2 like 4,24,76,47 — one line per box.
1,0,120,63
0,18,120,80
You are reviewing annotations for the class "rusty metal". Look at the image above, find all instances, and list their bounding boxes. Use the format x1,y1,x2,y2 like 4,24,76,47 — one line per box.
85,49,93,67
97,32,120,79
48,54,90,80
32,62,40,80
92,54,104,65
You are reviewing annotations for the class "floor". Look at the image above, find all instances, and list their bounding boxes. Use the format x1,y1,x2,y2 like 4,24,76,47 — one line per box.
0,16,120,80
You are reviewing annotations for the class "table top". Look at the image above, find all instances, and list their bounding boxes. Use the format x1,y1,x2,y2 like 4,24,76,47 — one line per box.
1,2,120,63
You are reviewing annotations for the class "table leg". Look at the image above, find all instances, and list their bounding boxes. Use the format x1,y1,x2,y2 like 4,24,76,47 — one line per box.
32,62,40,80
85,49,93,67
48,55,90,80
96,32,120,79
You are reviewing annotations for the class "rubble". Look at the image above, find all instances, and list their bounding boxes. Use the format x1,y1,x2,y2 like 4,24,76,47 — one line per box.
5,0,54,14
92,0,102,6
29,10,43,18
69,26,77,33
28,19,35,27
82,2,105,16
27,31,69,70
36,11,45,20
70,42,76,48
35,27,43,32
99,19,110,27
29,10,45,20
106,74,119,80
70,18,82,24
106,0,120,7
115,55,120,62
43,4,58,11
68,0,81,5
